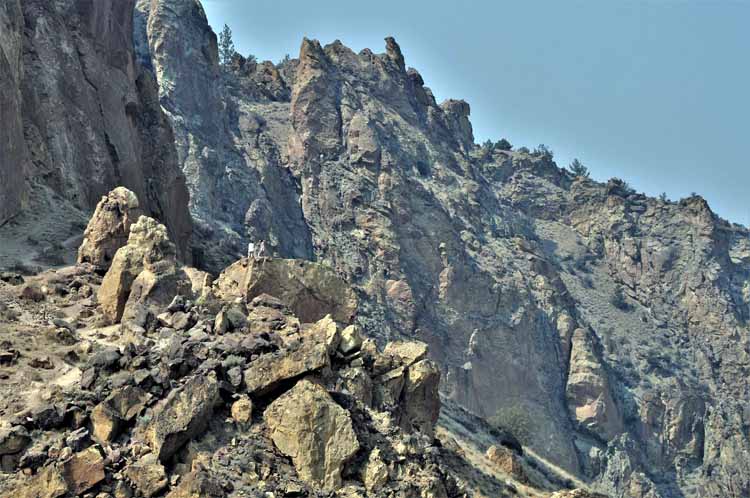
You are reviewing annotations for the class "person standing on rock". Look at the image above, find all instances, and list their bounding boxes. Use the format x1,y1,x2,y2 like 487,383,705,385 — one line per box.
257,239,267,260
247,241,256,260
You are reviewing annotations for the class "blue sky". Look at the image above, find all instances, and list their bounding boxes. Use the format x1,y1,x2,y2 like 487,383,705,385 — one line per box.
202,1,750,226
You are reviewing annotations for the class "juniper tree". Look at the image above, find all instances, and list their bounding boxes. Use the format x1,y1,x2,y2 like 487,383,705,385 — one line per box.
219,24,236,66
569,158,590,178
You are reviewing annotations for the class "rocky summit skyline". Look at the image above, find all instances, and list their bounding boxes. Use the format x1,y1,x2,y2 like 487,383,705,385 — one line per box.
0,1,748,497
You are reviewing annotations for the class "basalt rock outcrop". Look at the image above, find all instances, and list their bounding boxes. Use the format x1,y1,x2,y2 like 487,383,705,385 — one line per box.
77,187,145,272
0,0,191,259
0,218,499,497
2,1,750,497
98,215,190,323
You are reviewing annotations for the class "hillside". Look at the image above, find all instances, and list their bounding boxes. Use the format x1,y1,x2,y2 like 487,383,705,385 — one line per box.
1,0,749,497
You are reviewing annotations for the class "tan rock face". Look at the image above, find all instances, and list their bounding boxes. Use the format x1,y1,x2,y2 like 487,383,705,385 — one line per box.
16,464,67,498
399,359,441,438
98,216,189,323
214,258,357,324
264,379,359,491
125,453,168,498
92,386,151,442
243,339,329,396
384,341,428,367
137,373,220,462
77,187,144,271
362,448,389,493
566,328,623,441
60,446,106,495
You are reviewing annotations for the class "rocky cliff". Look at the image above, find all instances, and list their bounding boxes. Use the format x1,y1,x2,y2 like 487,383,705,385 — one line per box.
0,0,191,258
1,0,749,497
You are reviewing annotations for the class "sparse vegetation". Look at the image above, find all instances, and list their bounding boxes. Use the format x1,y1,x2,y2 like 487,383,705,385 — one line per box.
219,24,237,66
568,158,589,178
489,405,534,444
609,177,635,195
659,192,669,202
611,285,632,311
518,146,531,154
495,138,513,151
533,144,554,159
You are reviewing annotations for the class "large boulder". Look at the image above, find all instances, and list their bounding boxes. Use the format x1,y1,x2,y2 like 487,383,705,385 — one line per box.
213,258,357,323
77,187,144,271
91,386,151,442
125,453,168,498
243,340,329,396
264,379,359,491
399,359,441,438
165,470,225,498
98,216,190,323
137,373,220,462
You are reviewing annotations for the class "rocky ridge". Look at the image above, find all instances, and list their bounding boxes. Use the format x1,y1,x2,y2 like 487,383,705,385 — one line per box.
0,0,749,497
0,203,596,497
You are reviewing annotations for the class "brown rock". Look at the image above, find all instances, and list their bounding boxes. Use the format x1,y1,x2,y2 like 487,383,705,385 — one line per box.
566,328,623,441
99,216,188,323
231,396,253,425
383,341,428,367
339,324,363,355
137,373,220,462
213,258,357,323
399,359,441,438
486,444,526,483
60,446,106,495
15,465,67,498
125,453,168,498
77,187,144,271
362,447,389,493
264,379,359,491
243,340,329,396
165,469,225,498
91,386,151,442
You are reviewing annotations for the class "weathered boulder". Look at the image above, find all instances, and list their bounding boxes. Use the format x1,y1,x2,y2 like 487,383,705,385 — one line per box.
231,395,253,425
99,216,189,323
486,444,526,483
384,341,428,367
362,447,389,493
165,469,225,498
125,453,168,498
15,464,67,498
244,340,329,396
137,373,220,462
60,446,106,495
339,324,363,354
214,258,357,323
91,386,151,442
566,328,623,441
399,359,441,438
264,379,359,491
77,187,144,271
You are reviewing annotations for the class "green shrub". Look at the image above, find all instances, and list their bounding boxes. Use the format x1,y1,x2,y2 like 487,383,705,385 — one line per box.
533,144,554,159
495,138,513,151
569,158,589,178
489,405,534,444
